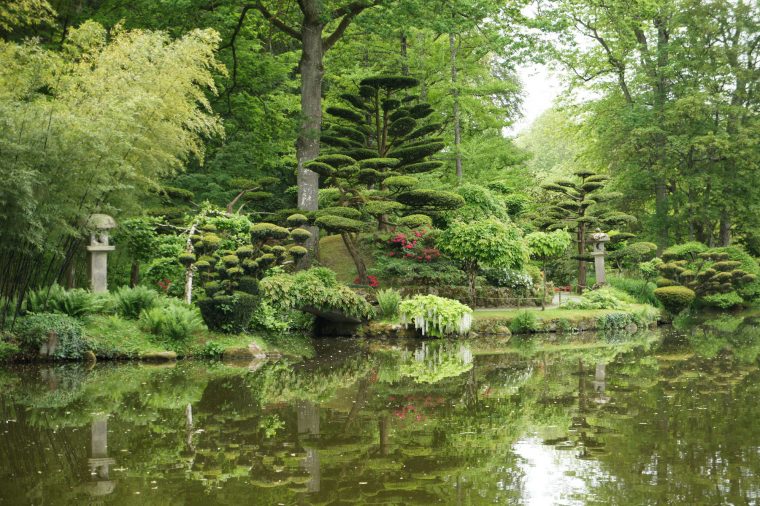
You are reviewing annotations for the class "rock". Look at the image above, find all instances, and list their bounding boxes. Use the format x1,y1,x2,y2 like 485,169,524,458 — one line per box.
83,351,97,363
493,325,512,337
140,351,177,362
223,343,267,361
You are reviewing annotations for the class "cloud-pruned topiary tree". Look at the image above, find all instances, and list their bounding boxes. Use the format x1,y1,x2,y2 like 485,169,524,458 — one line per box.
539,169,634,292
183,210,311,332
310,75,465,283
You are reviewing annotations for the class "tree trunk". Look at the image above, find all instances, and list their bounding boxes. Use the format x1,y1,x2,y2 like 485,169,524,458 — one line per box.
655,179,669,253
341,232,367,284
129,261,139,287
450,33,463,182
400,32,408,76
184,223,198,304
296,7,324,267
541,260,547,311
719,210,731,246
467,269,477,307
577,224,587,293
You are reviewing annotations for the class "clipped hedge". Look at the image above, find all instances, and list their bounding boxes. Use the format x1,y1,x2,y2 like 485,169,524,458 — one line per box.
654,286,695,314
196,293,258,333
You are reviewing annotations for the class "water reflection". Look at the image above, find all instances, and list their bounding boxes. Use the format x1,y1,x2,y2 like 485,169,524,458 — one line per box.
1,321,760,504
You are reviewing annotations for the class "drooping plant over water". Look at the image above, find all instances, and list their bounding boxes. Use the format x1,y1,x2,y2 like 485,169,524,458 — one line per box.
398,295,473,337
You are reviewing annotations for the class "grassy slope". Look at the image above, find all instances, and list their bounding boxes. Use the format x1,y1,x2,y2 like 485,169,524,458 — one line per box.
83,315,273,359
318,234,376,284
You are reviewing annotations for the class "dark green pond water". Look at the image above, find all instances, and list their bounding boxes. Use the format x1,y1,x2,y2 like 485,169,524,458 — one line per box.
2,316,760,505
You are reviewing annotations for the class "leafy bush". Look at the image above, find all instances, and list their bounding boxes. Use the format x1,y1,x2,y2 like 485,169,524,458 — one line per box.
564,289,625,310
654,286,695,314
398,295,473,337
260,268,374,322
138,303,205,342
509,310,538,334
376,288,402,319
113,285,160,319
197,293,258,333
14,313,88,359
25,285,103,318
608,276,659,306
0,339,20,361
596,312,635,331
701,291,744,309
251,301,291,333
483,268,534,295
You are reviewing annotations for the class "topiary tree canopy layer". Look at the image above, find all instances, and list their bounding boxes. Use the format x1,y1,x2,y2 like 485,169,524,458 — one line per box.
539,169,634,292
311,75,464,283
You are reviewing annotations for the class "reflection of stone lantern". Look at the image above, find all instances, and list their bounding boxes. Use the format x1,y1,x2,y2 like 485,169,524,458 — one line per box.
590,229,610,286
87,414,116,496
86,214,116,293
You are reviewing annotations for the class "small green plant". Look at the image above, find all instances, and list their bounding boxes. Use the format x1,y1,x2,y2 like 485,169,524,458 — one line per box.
25,285,103,318
701,291,744,309
509,310,538,334
376,288,402,319
564,289,625,310
596,312,635,331
398,295,473,337
608,276,659,306
0,339,20,361
555,318,575,333
113,285,160,319
198,340,225,359
654,286,696,314
139,304,205,342
14,313,89,359
251,301,291,333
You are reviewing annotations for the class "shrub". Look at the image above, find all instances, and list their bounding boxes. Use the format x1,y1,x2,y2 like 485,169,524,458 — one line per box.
14,313,88,359
26,285,103,318
259,269,374,322
376,288,402,319
654,286,696,314
250,301,291,333
564,289,625,310
0,339,20,361
701,291,744,309
509,310,538,334
113,285,160,319
398,295,472,337
608,276,659,306
596,312,635,331
197,293,258,333
139,303,205,342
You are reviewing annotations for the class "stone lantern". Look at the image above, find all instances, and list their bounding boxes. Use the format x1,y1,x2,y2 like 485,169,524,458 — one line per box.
86,214,116,293
590,229,610,286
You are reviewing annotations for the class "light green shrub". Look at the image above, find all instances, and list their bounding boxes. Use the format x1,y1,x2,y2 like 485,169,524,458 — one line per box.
564,289,625,310
376,288,402,319
654,286,695,314
701,291,744,309
509,310,538,334
113,285,160,319
25,284,103,318
138,304,205,342
398,295,472,337
608,276,659,306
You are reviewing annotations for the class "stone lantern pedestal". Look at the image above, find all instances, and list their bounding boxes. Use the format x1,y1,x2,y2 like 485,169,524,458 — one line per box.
590,229,610,286
86,214,117,293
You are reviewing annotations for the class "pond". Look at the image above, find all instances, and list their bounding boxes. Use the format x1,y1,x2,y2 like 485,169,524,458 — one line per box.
2,316,760,505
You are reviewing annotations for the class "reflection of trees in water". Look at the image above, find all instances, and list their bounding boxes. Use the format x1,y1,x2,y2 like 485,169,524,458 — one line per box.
398,341,474,384
3,324,760,504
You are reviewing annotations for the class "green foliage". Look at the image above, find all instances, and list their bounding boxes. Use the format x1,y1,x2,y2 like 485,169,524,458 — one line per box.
398,295,473,337
15,313,88,359
0,21,223,266
564,289,626,310
376,288,402,319
654,286,696,314
113,286,159,320
315,215,366,233
196,293,258,334
662,242,708,261
250,301,291,333
608,276,659,306
437,219,528,293
25,285,103,319
526,229,573,261
259,268,374,322
396,189,466,210
138,303,205,343
509,311,539,334
596,312,636,331
396,214,433,228
701,291,744,309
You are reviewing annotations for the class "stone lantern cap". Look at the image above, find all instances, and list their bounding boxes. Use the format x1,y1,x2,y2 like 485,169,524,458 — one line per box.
86,214,117,230
591,229,610,243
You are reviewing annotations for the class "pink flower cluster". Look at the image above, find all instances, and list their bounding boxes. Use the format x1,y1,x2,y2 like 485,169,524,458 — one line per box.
386,229,441,263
